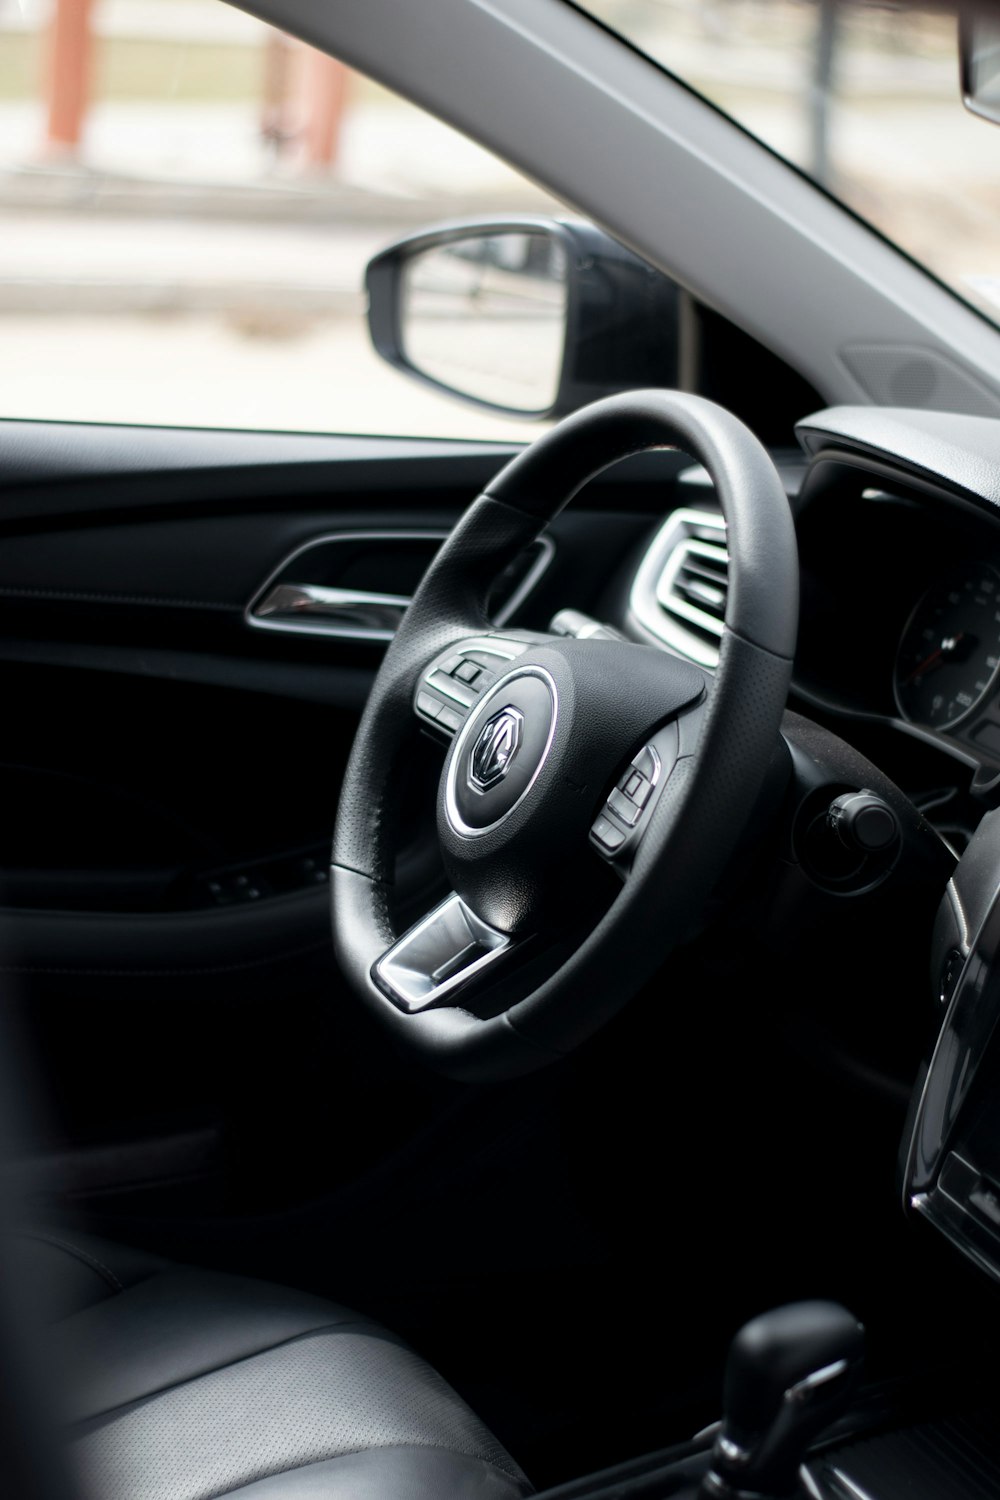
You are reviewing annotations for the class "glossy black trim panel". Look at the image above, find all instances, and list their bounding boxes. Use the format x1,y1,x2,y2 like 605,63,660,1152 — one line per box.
902,809,1000,1283
0,421,521,524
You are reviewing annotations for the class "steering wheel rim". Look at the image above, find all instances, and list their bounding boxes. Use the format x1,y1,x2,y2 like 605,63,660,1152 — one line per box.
331,390,798,1080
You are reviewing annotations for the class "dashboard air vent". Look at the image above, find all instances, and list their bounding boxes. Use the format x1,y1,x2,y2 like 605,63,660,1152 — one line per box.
629,508,728,668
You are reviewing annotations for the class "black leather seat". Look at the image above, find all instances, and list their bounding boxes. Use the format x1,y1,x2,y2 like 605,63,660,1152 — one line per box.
22,1228,532,1500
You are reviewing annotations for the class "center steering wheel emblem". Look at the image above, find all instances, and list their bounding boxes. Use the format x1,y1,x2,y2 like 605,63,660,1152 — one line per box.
469,705,524,792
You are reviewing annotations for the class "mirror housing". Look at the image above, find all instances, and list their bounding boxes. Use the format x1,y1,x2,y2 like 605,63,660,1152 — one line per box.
960,5,1000,126
365,216,680,419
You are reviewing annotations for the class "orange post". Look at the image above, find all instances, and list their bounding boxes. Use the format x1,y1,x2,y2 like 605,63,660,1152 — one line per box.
45,0,96,158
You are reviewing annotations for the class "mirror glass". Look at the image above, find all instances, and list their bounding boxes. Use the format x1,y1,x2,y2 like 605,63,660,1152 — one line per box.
962,10,1000,125
400,232,569,414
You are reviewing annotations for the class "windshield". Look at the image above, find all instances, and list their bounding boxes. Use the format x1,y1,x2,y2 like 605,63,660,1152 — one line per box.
574,1,1000,328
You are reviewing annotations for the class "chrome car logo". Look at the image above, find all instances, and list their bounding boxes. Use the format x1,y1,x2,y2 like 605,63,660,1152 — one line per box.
469,706,523,792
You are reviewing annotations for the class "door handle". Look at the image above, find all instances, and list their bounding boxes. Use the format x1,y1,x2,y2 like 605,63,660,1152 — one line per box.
252,582,409,639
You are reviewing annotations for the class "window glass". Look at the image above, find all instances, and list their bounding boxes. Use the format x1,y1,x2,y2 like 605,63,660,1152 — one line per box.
0,0,560,438
578,0,1000,328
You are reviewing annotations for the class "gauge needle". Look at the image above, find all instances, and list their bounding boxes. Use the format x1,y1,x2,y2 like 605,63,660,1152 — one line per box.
905,631,966,685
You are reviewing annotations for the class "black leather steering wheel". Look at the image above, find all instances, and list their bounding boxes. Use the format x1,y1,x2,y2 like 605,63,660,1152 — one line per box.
331,391,798,1080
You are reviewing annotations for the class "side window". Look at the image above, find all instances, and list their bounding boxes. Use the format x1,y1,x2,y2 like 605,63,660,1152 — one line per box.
0,1,559,439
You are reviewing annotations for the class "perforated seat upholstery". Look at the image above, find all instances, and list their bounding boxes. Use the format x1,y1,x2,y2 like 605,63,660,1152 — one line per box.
22,1229,532,1500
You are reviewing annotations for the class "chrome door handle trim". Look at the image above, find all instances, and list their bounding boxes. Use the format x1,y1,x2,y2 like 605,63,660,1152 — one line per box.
253,583,409,639
246,529,446,643
246,528,554,643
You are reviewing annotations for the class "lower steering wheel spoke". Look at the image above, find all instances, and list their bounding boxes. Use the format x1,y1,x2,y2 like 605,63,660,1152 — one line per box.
372,890,516,1013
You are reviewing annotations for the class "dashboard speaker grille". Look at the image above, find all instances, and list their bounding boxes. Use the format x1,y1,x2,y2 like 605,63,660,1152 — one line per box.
839,343,1000,418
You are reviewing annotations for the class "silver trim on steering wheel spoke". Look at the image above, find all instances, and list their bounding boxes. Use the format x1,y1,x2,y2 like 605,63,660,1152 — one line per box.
372,892,513,1012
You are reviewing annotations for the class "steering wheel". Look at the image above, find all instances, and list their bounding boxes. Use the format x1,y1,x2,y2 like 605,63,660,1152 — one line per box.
331,391,798,1080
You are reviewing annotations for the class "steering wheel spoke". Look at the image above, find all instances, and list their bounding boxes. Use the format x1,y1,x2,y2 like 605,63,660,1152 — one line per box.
372,890,516,1013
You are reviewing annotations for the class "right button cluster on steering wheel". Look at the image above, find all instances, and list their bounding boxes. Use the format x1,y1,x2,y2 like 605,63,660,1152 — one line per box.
590,726,674,864
607,743,659,826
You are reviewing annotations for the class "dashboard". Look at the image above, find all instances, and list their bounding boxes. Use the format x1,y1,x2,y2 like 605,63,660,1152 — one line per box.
794,461,1000,778
609,404,1000,1292
615,408,1000,863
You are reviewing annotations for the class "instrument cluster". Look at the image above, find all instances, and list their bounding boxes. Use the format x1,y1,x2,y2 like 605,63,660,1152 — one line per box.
792,472,1000,775
893,561,1000,735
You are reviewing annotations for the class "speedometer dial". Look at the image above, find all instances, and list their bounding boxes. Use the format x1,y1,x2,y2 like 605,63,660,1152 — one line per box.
893,561,1000,729
894,562,1000,731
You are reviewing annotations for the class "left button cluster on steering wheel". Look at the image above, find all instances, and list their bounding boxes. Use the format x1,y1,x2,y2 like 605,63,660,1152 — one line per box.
415,638,527,738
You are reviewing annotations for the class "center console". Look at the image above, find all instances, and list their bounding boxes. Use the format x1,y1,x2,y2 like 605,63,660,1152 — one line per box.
531,1359,1000,1500
528,1297,1000,1500
523,810,1000,1500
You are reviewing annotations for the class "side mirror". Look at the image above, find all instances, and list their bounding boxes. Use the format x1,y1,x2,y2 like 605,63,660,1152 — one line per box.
365,217,679,419
960,5,1000,126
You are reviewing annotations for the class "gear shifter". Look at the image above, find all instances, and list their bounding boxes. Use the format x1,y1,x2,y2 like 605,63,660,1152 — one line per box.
700,1301,865,1499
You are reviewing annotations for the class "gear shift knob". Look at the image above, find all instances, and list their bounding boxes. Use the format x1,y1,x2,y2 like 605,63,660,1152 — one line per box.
701,1301,864,1498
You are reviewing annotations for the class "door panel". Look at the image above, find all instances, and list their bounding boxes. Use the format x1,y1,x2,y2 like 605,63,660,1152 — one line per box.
0,417,685,1210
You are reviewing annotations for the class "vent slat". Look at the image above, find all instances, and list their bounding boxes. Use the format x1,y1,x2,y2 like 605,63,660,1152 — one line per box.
677,577,726,611
679,556,728,586
656,530,729,654
629,507,727,669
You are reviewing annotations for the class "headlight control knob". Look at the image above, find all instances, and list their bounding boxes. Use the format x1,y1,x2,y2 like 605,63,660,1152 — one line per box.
827,790,900,855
